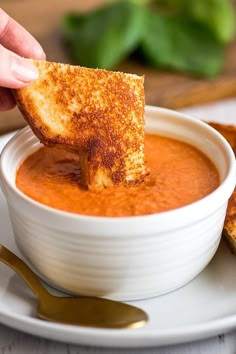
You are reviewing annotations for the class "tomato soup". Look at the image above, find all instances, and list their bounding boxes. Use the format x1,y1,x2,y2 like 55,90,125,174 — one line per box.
16,134,220,217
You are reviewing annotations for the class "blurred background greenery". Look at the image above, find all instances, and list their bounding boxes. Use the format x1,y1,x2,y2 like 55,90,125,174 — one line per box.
62,0,235,77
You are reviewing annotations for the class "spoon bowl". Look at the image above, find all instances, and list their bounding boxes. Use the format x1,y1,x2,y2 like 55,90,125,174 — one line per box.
0,244,148,328
38,294,147,328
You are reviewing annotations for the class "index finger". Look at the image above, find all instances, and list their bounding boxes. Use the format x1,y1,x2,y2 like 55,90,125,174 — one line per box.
0,8,45,60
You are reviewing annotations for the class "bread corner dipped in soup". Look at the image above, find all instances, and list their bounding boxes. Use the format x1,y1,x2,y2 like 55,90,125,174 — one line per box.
14,60,220,217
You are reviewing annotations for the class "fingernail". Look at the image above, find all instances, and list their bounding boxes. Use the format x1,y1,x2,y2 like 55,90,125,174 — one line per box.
34,47,46,60
11,57,39,83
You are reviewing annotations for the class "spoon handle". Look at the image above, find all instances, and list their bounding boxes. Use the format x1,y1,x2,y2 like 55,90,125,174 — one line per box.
0,244,49,299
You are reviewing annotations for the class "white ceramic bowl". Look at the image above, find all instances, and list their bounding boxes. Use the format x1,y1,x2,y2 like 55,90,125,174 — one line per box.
0,106,235,301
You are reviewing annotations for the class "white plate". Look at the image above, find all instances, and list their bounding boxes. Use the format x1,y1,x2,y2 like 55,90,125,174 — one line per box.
1,128,236,348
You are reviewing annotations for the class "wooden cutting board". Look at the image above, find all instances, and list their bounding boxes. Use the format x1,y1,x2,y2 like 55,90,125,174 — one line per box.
1,0,236,133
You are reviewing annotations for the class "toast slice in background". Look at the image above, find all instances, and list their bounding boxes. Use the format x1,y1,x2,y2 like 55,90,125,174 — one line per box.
207,122,236,155
223,191,236,254
14,60,146,189
207,121,236,253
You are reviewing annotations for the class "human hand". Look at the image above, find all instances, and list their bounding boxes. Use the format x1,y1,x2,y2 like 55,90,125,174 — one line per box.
0,8,45,111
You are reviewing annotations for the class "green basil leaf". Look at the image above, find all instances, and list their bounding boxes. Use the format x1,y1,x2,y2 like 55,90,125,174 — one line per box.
186,0,235,43
154,0,235,43
141,11,225,77
62,1,146,69
127,0,151,4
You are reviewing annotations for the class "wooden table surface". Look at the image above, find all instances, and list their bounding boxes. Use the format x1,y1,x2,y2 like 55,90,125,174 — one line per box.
0,0,236,134
1,2,236,353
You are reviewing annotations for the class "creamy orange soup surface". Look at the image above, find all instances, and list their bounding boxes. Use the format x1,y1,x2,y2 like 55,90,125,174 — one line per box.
16,134,220,217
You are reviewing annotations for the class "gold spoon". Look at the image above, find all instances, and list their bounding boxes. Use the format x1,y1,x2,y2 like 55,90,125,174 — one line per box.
0,244,148,328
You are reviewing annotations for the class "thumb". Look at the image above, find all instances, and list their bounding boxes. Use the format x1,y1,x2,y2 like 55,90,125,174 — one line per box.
0,44,39,89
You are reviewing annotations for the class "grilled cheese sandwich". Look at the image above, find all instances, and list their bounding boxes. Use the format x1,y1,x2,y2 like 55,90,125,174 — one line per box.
14,60,146,189
208,121,236,253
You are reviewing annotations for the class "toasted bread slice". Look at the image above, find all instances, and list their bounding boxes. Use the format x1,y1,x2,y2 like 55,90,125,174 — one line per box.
223,192,236,254
14,60,146,188
207,122,236,155
207,121,236,253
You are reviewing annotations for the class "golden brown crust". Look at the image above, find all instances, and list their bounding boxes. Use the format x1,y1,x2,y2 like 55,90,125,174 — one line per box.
14,60,146,188
223,191,236,252
207,121,236,253
207,122,236,155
